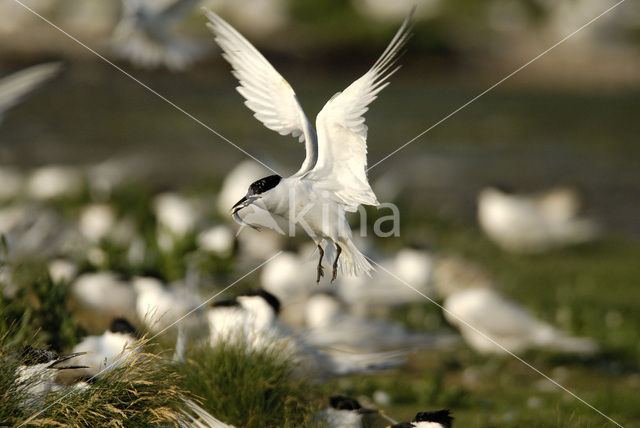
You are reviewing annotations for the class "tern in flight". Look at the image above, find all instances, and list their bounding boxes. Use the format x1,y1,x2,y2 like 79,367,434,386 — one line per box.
206,8,413,282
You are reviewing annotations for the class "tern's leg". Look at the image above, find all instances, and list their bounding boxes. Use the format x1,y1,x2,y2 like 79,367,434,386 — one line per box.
331,243,342,283
316,244,325,283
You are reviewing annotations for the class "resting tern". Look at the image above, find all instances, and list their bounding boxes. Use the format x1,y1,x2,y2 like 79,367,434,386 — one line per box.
15,346,88,409
315,395,384,428
70,317,140,377
206,9,414,281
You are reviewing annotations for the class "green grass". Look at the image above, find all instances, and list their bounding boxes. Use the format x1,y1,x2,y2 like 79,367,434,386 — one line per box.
175,342,323,428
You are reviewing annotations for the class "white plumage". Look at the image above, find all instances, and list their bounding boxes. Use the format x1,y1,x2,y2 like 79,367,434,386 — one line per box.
207,8,414,280
443,287,598,355
478,186,600,254
70,318,140,377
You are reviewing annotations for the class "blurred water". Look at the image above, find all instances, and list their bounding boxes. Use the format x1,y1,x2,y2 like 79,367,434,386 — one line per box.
1,62,638,235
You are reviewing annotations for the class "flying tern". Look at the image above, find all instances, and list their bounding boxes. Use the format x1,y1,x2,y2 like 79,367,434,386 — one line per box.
205,8,414,281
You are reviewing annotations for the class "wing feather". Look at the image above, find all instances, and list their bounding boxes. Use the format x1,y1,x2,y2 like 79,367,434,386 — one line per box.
311,9,414,211
204,9,318,175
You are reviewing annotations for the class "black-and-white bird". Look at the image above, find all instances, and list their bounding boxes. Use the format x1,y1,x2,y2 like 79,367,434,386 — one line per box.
0,62,61,125
69,317,140,377
388,409,454,428
206,9,414,281
315,395,384,428
14,346,88,409
112,0,209,71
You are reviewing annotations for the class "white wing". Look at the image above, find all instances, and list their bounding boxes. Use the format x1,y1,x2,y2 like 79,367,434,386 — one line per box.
204,9,318,175
0,62,61,122
311,9,413,211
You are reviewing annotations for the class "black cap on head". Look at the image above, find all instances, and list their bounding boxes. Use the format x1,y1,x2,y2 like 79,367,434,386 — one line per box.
244,289,281,314
415,409,453,427
389,423,415,428
211,297,240,308
249,175,281,196
329,395,361,411
21,345,58,365
109,317,137,336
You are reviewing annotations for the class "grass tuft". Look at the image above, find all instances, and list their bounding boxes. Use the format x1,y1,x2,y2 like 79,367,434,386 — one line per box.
175,342,323,428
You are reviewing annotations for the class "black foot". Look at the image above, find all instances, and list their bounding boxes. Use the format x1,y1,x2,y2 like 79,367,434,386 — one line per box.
331,244,342,283
316,244,325,283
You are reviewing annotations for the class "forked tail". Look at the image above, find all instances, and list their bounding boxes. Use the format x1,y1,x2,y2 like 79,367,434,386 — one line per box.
324,238,373,278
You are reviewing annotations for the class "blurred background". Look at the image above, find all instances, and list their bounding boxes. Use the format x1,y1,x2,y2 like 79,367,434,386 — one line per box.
1,0,640,427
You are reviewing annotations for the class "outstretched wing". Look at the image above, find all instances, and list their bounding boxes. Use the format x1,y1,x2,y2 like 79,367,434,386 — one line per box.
310,9,413,211
204,9,318,175
0,62,61,121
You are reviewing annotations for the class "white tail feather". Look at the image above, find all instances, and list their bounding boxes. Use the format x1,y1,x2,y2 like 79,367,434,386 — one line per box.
323,238,373,277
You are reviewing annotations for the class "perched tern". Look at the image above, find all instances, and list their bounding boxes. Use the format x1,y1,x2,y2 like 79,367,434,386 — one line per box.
15,346,88,409
315,395,383,428
206,8,414,281
70,317,140,377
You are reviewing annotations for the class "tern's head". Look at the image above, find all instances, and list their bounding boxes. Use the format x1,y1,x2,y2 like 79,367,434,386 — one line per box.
19,346,89,373
413,409,454,428
237,289,281,329
329,395,380,415
109,317,139,337
231,174,282,215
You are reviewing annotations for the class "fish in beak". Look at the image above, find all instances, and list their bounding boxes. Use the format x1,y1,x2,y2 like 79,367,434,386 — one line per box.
230,196,249,215
230,195,262,231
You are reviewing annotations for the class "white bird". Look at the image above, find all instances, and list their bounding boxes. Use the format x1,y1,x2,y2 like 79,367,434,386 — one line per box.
70,317,140,377
477,186,600,254
26,165,85,201
112,0,209,71
207,289,406,379
154,192,202,252
71,272,138,322
197,224,235,257
14,346,89,409
442,287,598,356
304,292,458,352
133,276,201,333
206,8,414,281
388,409,454,428
0,62,61,125
315,395,383,428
